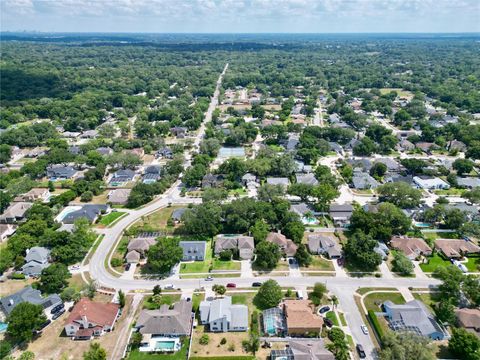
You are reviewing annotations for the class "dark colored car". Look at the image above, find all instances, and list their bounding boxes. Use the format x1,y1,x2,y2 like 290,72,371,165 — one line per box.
125,263,131,271
324,318,334,327
51,304,65,314
52,309,65,320
356,344,366,359
226,283,236,288
319,306,330,314
252,282,262,287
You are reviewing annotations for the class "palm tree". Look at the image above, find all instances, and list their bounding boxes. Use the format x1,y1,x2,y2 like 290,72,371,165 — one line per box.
330,295,339,309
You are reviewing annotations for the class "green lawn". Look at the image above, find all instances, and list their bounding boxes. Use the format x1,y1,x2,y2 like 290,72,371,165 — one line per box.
128,338,189,360
212,259,241,271
179,242,213,274
301,256,334,271
422,232,460,241
229,188,247,196
325,311,339,326
419,253,451,273
338,312,347,326
98,211,126,226
143,294,182,310
229,292,258,313
412,292,437,313
363,292,405,312
135,206,181,231
464,256,480,272
434,188,465,196
356,287,393,295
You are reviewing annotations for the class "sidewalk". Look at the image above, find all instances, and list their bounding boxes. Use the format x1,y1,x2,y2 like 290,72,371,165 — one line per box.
240,260,253,278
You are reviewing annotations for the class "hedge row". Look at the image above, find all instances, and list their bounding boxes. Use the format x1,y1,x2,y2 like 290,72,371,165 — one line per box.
368,310,384,342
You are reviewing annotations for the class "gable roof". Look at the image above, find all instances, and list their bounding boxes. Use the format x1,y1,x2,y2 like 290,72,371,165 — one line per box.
0,286,61,315
284,300,323,331
434,239,480,258
390,236,432,258
266,232,297,256
62,205,109,224
296,173,319,186
66,298,119,327
456,308,480,330
25,246,50,263
136,300,192,335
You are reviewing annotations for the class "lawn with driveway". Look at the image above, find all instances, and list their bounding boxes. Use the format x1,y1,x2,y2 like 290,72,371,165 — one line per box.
419,253,451,272
363,292,405,312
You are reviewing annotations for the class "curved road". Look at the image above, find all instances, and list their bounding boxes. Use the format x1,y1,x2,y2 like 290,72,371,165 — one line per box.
87,63,442,360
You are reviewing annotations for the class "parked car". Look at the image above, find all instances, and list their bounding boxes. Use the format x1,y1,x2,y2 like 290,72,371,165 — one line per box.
252,282,262,287
356,344,366,358
50,304,65,314
205,276,213,281
319,306,330,314
125,263,131,271
226,283,236,288
52,309,65,320
163,284,174,290
324,318,334,327
361,325,369,335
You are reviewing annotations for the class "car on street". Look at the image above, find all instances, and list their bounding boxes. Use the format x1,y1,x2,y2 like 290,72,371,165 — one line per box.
356,344,366,358
252,282,262,287
361,325,369,335
319,306,330,314
205,276,213,281
163,284,174,289
226,283,236,288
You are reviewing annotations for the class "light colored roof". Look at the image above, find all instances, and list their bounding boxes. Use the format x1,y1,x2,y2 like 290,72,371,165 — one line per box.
434,239,480,258
288,339,335,360
25,246,50,263
284,300,323,331
200,296,248,329
456,308,480,330
266,232,297,256
295,173,319,186
390,236,431,258
457,177,480,188
266,177,290,186
108,189,131,204
127,238,156,252
214,235,254,253
0,202,32,220
0,286,61,315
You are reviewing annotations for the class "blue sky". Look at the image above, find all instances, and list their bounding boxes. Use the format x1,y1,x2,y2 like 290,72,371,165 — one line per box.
1,0,479,33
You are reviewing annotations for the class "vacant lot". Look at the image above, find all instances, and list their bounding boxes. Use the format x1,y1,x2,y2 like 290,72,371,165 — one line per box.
301,256,334,271
190,325,250,357
135,206,182,231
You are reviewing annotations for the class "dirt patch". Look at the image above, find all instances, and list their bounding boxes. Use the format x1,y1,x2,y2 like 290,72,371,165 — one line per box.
0,278,34,297
190,325,250,357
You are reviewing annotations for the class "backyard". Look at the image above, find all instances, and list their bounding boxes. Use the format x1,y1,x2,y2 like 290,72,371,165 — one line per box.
128,338,189,360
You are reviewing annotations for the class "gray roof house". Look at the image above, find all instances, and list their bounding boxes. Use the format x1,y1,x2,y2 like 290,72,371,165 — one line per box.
135,300,192,336
266,177,290,188
457,177,480,189
47,165,78,181
214,234,254,260
0,202,32,224
0,286,61,316
375,158,403,173
171,208,187,223
374,242,390,260
383,300,448,340
270,339,334,360
241,173,257,186
179,241,207,261
352,172,379,190
107,189,132,205
62,205,109,224
21,246,51,277
329,204,353,227
307,234,342,259
199,296,248,332
202,174,224,189
110,169,136,184
296,173,319,186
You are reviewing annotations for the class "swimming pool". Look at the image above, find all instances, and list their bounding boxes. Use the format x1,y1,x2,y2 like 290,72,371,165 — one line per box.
414,222,431,228
0,323,8,333
155,340,176,351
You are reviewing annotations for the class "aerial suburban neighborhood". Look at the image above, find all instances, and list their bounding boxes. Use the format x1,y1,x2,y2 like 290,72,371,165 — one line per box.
0,3,480,360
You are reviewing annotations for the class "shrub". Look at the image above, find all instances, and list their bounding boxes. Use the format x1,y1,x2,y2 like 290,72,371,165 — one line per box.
368,310,384,341
111,258,123,267
199,334,209,345
220,337,227,345
11,272,25,280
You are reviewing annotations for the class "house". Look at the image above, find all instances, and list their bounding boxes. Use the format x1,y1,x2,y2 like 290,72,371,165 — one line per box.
283,300,323,336
126,235,158,262
375,242,390,260
65,298,120,340
0,286,61,317
328,142,344,156
156,147,173,159
61,205,109,224
383,300,448,340
390,236,432,260
284,134,300,151
0,202,32,224
266,232,298,257
171,208,187,223
170,127,187,138
447,140,467,152
262,307,286,336
307,234,342,259
396,139,415,152
455,308,480,337
352,172,379,190
96,147,113,156
22,246,51,277
241,173,257,187
296,173,319,186
110,169,136,185
135,300,193,352
329,203,353,227
270,339,334,360
47,165,77,181
434,239,480,258
0,224,16,242
384,174,414,186
415,142,438,153
347,158,372,172
202,174,224,189
199,296,248,332
124,148,145,158
69,145,81,155
143,166,161,184
457,177,480,189
107,189,132,205
413,176,450,190
266,177,290,188
179,241,207,261
214,234,255,260
375,158,403,173
15,188,50,203
290,202,317,224
62,131,81,139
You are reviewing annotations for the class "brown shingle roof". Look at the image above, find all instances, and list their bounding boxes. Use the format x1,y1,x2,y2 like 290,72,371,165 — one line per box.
390,236,432,259
284,300,323,332
456,308,480,330
266,232,298,256
434,239,480,258
66,298,119,328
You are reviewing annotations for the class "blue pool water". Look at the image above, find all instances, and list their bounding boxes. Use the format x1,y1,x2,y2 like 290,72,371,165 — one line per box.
155,341,175,351
0,323,8,333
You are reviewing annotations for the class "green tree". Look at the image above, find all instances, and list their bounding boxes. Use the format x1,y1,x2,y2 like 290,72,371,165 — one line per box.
242,333,260,355
379,331,435,360
370,162,387,179
181,203,222,239
392,252,414,275
282,220,305,244
254,280,283,310
463,187,480,204
118,290,126,308
254,241,281,270
212,284,226,296
294,243,312,267
377,182,422,209
153,285,162,296
344,230,382,271
353,136,377,156
18,351,35,360
249,220,269,243
83,343,107,360
39,263,71,294
146,237,183,274
435,299,456,325
309,282,327,306
453,158,474,175
257,183,285,202
448,327,480,360
0,341,12,359
326,328,349,360
6,303,46,343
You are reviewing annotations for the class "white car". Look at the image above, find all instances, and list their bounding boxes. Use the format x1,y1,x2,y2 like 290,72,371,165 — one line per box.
361,325,369,335
163,284,174,290
205,276,213,281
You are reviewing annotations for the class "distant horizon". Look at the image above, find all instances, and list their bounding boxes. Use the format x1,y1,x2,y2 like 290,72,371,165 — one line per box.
2,31,480,35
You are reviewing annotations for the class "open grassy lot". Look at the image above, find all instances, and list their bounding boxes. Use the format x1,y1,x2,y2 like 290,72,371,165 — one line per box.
434,188,466,196
212,259,241,271
0,278,34,296
300,256,334,271
379,88,413,98
135,206,182,231
68,273,87,292
128,338,189,360
422,231,460,241
98,211,127,227
419,253,451,272
363,292,405,312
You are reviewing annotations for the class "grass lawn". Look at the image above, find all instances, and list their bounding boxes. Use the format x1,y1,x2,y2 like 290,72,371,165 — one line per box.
419,253,451,272
464,256,480,272
229,188,247,196
98,211,126,226
379,88,413,98
338,312,347,326
212,259,241,271
434,188,465,196
412,292,438,313
135,206,181,231
84,235,105,264
363,292,405,312
301,256,334,271
179,242,213,274
229,292,259,314
128,338,189,360
356,287,393,295
143,294,182,310
422,232,460,241
68,273,86,292
325,311,339,326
